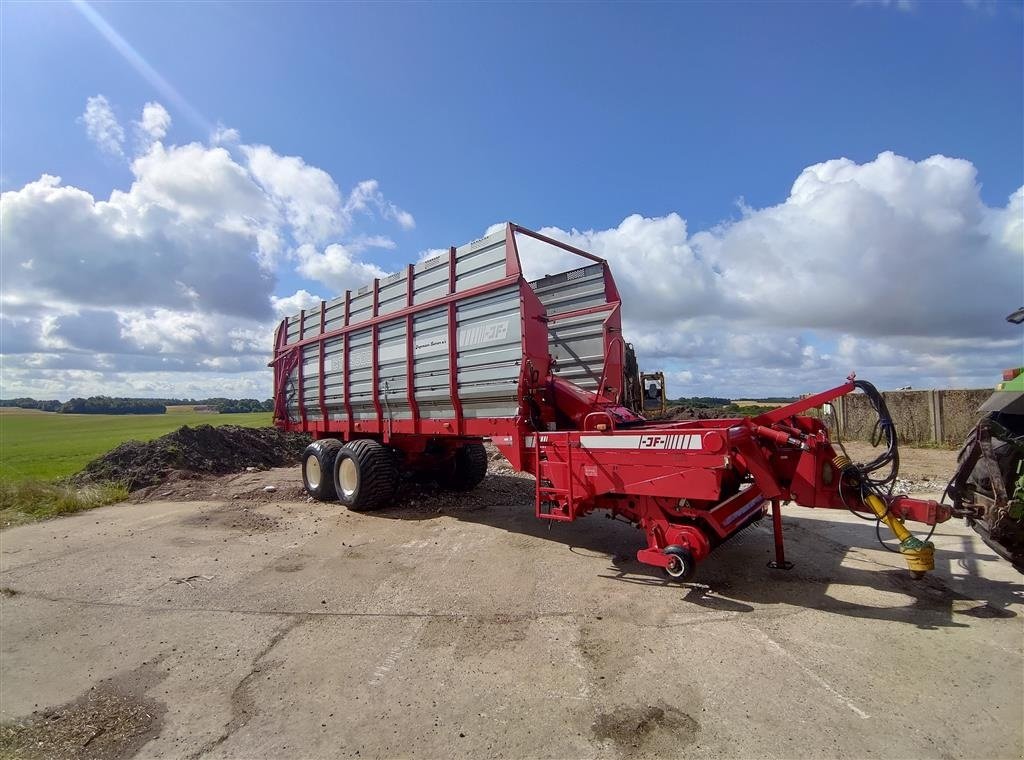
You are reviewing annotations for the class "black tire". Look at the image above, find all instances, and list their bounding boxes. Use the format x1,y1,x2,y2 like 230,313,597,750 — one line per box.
301,439,343,501
333,439,399,512
442,443,488,491
663,545,696,582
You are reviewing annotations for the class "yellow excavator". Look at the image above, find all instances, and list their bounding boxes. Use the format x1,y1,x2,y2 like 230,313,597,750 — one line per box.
623,344,667,417
640,371,667,415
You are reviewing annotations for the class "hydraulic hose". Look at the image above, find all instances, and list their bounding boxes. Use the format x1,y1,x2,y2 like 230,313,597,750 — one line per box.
851,380,900,493
834,380,935,577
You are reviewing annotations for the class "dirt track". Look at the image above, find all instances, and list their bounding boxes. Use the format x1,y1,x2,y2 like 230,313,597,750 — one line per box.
1,450,1022,759
841,440,958,486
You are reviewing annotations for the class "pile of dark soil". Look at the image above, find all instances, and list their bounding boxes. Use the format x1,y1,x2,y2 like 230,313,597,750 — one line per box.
73,425,311,492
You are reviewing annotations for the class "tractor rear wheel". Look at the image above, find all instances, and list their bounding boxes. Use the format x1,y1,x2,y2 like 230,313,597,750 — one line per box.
333,439,399,512
301,439,343,501
442,443,488,491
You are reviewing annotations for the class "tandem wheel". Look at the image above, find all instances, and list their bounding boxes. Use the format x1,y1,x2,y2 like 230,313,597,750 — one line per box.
663,545,696,582
301,439,343,501
332,439,399,512
440,442,488,491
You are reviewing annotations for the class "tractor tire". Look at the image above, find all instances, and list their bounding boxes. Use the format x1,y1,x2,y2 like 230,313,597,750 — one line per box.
442,443,488,491
333,439,399,512
301,439,343,501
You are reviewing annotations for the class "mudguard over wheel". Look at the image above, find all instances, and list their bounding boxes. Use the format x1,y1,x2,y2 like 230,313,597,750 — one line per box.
333,439,399,511
442,442,488,491
301,439,343,501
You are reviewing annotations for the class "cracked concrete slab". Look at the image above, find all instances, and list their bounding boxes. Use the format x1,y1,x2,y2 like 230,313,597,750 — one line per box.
1,479,1022,759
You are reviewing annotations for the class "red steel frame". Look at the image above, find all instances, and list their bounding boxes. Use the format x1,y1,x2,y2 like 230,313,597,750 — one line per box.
501,386,950,571
272,224,951,576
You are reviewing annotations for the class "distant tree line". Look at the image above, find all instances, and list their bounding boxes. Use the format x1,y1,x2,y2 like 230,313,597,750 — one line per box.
202,398,274,414
665,396,799,409
59,397,168,414
2,396,274,415
720,403,782,417
659,396,799,418
667,396,732,408
0,397,63,412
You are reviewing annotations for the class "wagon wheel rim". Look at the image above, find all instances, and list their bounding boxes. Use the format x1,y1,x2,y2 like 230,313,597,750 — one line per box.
666,555,685,577
339,457,359,498
304,455,321,488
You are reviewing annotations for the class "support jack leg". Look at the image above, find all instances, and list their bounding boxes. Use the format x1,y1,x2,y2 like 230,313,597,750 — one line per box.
767,498,794,570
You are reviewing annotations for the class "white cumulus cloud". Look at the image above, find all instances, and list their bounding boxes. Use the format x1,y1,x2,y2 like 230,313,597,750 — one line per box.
81,95,125,156
1,170,275,319
138,101,171,141
695,152,1020,338
242,144,346,245
345,179,416,230
513,152,1022,396
5,100,1020,401
0,97,418,399
295,243,389,292
271,289,324,318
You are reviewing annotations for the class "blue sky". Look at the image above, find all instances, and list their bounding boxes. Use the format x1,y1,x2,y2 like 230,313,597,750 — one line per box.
1,0,1022,399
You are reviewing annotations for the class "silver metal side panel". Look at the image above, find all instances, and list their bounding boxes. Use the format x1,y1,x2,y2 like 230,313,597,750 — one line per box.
412,306,452,420
529,263,609,391
324,296,346,333
285,315,301,344
284,281,523,425
347,327,374,420
454,284,522,419
411,254,449,306
377,270,408,317
378,319,410,420
349,289,374,326
281,228,518,424
547,312,606,391
454,230,508,293
283,230,509,344
299,343,320,420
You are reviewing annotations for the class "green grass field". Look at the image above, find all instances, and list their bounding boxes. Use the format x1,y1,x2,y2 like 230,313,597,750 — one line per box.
0,408,272,481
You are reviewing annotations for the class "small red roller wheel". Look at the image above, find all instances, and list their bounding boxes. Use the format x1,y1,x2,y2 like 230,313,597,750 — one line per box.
663,545,696,582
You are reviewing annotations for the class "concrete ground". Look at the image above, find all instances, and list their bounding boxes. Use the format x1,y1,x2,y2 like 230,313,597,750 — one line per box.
1,471,1022,759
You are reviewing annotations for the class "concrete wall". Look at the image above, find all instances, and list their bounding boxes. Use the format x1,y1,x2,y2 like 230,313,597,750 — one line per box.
829,388,991,445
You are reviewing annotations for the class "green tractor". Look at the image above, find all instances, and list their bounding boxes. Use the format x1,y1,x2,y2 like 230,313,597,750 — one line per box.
948,307,1024,572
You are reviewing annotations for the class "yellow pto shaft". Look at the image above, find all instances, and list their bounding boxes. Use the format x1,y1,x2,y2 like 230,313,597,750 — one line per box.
862,492,935,577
